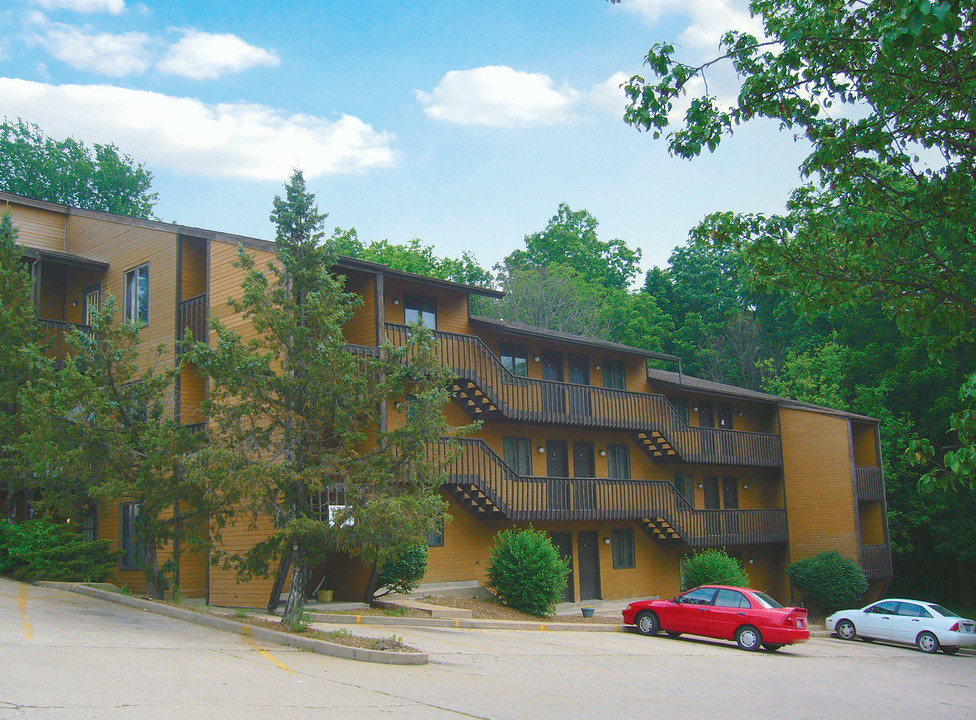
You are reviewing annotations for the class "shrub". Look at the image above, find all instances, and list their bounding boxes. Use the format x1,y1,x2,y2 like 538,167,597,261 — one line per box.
0,520,120,582
485,526,570,617
787,551,868,615
375,544,428,598
681,548,749,590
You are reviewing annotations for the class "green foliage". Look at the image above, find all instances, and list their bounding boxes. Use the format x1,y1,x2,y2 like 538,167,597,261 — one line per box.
787,551,869,615
0,520,120,582
375,544,428,598
18,295,213,599
681,549,749,591
0,118,156,217
485,527,570,617
187,170,462,626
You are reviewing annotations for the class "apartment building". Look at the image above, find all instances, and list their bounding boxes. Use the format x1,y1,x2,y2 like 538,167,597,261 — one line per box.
2,191,892,606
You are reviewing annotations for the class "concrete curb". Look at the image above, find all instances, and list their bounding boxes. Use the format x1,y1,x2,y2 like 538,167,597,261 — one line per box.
305,609,629,632
37,582,428,665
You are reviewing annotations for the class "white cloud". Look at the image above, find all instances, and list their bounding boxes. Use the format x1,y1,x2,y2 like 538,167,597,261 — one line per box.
588,71,630,116
31,0,125,14
0,77,396,179
158,30,280,80
417,66,581,127
620,0,764,51
34,24,151,77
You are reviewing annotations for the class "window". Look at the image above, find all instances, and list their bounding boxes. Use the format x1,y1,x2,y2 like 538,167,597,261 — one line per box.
80,505,97,543
603,359,626,389
124,264,149,325
679,587,717,605
897,602,932,618
404,294,436,329
867,601,899,615
714,589,750,608
428,515,445,547
668,395,690,423
607,443,631,479
674,474,695,507
500,343,528,377
503,437,533,476
119,502,144,570
611,529,636,569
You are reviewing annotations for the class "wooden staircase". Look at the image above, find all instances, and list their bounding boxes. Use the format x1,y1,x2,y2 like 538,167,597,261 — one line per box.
635,430,678,462
640,516,684,544
446,479,506,519
453,379,503,420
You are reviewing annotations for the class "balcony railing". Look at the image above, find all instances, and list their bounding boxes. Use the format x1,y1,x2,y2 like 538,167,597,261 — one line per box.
854,466,885,501
38,319,91,368
860,543,893,580
431,438,788,547
388,323,783,467
177,294,208,348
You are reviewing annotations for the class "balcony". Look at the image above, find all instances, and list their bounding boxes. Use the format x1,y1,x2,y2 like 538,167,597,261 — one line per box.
387,323,783,468
431,438,788,547
177,294,208,349
38,319,90,368
859,543,893,580
854,466,885,501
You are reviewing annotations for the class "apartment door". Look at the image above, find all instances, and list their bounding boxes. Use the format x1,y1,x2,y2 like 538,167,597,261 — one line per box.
717,402,734,457
703,477,720,509
722,477,740,535
573,442,596,509
698,400,715,455
547,440,570,511
541,351,565,416
82,285,101,327
568,353,592,416
550,531,575,603
577,531,601,601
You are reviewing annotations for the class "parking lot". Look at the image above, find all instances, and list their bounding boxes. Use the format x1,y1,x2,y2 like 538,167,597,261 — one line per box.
2,578,974,719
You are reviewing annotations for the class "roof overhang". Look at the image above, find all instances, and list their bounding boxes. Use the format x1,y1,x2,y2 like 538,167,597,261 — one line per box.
21,247,109,273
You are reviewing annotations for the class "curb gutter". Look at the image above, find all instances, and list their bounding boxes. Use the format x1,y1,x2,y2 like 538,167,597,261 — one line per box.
305,609,630,632
37,582,428,666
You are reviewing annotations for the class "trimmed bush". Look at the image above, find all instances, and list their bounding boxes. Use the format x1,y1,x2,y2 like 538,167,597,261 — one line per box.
787,550,868,615
681,548,750,590
375,544,428,597
0,520,120,582
485,526,570,617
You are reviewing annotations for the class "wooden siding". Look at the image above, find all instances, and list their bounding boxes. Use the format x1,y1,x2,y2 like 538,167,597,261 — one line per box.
209,513,290,607
179,363,206,425
341,270,378,346
180,237,208,300
38,263,66,320
859,502,885,545
65,215,180,371
780,408,859,563
4,203,66,252
851,421,880,467
209,241,277,340
383,277,472,335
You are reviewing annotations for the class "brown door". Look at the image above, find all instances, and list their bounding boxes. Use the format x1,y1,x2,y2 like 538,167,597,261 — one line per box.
717,403,734,429
547,440,569,511
568,353,592,415
578,531,601,601
573,442,596,509
699,401,715,427
722,476,740,536
542,351,565,415
703,476,720,509
550,531,575,603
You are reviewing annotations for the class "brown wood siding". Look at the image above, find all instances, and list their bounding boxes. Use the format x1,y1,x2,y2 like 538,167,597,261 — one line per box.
4,203,66,252
65,216,179,371
38,263,65,320
342,270,377,346
209,513,290,607
62,267,105,324
383,278,472,335
209,242,277,340
852,421,880,467
179,363,206,425
780,408,859,564
859,502,885,545
180,237,208,300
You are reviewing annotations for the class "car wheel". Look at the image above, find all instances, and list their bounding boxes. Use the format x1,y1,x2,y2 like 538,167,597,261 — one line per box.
835,619,857,640
636,611,660,636
942,646,959,655
735,625,763,651
665,630,682,638
763,643,784,651
916,631,940,654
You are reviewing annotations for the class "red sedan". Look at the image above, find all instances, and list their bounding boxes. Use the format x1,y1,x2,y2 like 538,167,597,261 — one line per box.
622,585,810,651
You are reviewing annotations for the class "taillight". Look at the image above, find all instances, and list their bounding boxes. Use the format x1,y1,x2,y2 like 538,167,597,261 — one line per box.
949,622,959,631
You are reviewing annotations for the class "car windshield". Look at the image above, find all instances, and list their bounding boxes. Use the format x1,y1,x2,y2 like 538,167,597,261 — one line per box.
751,591,784,609
927,604,960,618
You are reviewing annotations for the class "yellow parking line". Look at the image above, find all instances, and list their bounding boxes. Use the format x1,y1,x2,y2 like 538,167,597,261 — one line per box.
240,626,295,674
19,585,33,640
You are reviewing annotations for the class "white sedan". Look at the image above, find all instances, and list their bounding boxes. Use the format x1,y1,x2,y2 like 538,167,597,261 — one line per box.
826,598,976,654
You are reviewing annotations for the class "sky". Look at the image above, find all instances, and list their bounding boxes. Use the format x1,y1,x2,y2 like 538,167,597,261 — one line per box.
0,0,812,278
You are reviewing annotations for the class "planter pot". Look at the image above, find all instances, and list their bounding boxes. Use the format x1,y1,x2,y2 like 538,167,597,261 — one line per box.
581,607,595,618
317,589,334,603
